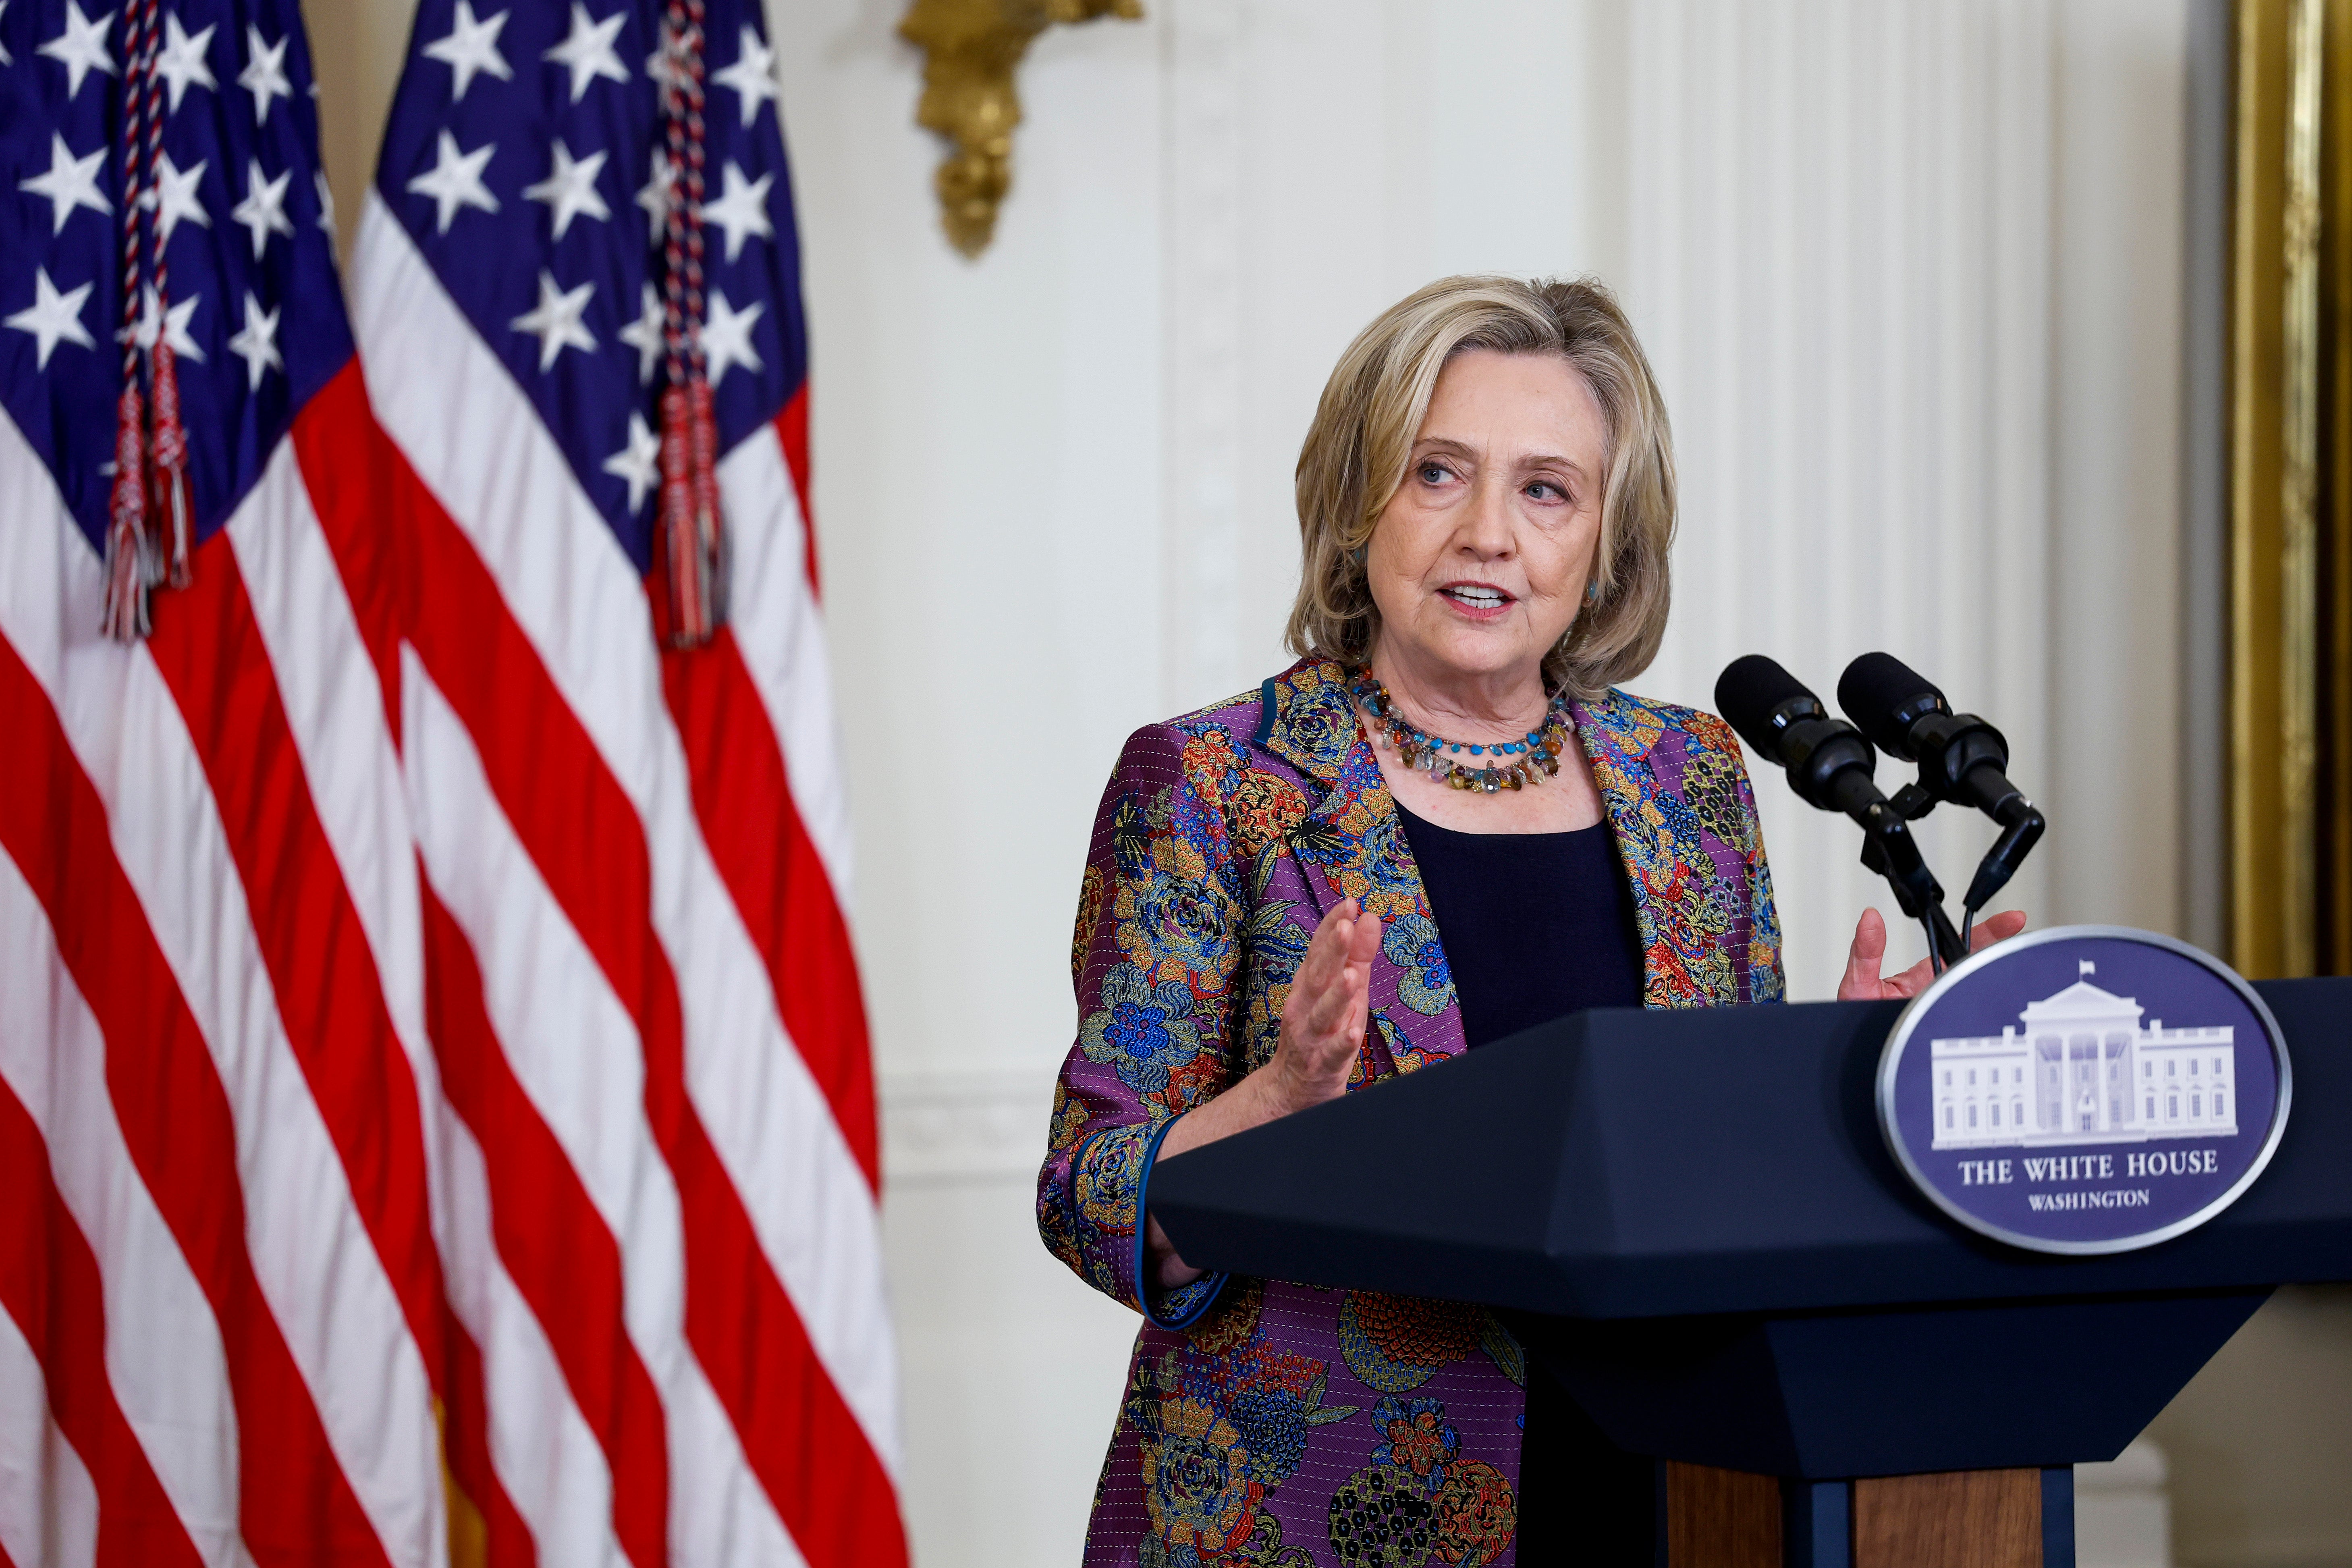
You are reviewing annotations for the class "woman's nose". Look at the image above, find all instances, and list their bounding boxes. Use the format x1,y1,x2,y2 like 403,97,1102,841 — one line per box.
1458,477,1515,555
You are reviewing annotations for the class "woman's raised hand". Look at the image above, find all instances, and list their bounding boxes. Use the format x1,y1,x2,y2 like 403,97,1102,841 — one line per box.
1267,897,1384,1116
1837,906,2028,1001
1145,897,1383,1290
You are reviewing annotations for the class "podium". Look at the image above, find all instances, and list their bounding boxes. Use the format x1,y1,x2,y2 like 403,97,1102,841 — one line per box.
1148,978,2352,1568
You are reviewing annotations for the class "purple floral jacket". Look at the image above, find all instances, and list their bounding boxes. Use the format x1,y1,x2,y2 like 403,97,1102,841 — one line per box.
1038,658,1784,1568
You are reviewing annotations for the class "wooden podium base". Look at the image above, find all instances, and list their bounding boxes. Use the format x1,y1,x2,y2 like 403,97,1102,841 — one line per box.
1660,1462,2074,1568
1665,1463,1781,1566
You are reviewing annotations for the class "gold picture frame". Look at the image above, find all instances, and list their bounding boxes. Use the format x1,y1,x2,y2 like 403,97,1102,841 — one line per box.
2230,0,2352,976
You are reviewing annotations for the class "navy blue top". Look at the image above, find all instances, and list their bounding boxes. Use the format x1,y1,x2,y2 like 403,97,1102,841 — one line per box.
1393,801,1648,1551
1394,806,1646,1047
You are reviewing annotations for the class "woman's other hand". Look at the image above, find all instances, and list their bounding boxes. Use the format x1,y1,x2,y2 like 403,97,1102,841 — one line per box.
1267,897,1383,1115
1836,906,2027,1001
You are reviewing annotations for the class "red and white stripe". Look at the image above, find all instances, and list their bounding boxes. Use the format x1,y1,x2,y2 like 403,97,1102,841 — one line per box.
349,190,902,1566
0,199,897,1568
0,377,449,1566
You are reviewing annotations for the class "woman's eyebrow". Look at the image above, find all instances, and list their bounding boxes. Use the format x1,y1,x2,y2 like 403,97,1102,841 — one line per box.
1413,438,1587,477
1511,451,1593,484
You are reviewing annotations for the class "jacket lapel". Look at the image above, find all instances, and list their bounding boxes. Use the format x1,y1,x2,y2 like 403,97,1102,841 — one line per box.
1255,661,1467,1071
1256,660,1363,908
1577,689,1729,1009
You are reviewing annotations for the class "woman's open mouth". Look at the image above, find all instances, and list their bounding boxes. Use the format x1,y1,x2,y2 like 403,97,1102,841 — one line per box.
1436,582,1515,620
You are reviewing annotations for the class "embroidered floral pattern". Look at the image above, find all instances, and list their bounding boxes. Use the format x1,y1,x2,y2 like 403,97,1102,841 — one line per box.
1372,1009,1440,1080
1378,912,1454,1018
1308,785,1427,928
1127,1318,1360,1565
1223,1509,1322,1568
1119,862,1240,988
1082,966,1209,1104
1335,1397,1513,1567
1047,1081,1088,1159
1142,1394,1266,1558
1074,862,1108,984
1070,1130,1146,1300
1432,1461,1516,1567
1328,1466,1439,1567
1579,689,1784,1005
1338,1294,1485,1394
1226,771,1310,860
1370,1396,1459,1492
1040,659,1783,1564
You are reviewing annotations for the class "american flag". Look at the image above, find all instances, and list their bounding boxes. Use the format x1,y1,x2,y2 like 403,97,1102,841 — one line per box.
0,0,903,1563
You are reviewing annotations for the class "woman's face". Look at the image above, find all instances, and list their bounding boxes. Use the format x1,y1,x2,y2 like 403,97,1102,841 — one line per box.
1364,349,1607,692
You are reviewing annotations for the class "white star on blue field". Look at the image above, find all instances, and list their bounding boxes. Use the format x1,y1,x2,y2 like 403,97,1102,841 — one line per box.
375,0,811,571
1,0,348,557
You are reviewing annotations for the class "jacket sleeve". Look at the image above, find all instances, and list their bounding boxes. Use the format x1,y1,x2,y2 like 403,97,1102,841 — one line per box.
1036,721,1249,1327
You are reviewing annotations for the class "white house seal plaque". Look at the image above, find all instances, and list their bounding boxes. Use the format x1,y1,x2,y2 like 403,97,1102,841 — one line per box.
1877,926,2292,1254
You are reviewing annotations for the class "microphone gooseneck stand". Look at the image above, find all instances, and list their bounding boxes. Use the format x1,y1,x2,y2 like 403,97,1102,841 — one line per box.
1835,652,2047,957
1779,711,1966,973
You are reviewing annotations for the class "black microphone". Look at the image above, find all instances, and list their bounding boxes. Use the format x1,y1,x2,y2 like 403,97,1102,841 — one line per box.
1716,654,1965,966
1714,654,1887,819
1836,652,2032,824
1835,652,2045,917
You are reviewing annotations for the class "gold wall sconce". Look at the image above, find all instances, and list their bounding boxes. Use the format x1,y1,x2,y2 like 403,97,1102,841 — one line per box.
899,0,1143,257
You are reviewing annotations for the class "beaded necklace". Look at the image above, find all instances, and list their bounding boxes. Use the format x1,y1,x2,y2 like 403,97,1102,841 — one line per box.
1350,671,1576,794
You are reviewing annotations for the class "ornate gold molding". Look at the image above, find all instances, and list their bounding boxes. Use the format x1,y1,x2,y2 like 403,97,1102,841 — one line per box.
899,0,1142,258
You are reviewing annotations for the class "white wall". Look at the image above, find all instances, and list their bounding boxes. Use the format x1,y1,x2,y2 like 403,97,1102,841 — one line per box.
301,2,2350,1565
2151,1286,2352,1568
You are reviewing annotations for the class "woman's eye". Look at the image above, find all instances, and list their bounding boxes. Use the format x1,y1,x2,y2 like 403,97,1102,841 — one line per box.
1527,480,1565,501
1418,461,1451,484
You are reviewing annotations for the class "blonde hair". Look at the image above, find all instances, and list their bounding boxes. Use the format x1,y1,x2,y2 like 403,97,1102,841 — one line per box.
1284,275,1676,702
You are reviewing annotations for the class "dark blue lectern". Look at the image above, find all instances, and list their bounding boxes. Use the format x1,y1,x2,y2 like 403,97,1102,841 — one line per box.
1148,977,2352,1568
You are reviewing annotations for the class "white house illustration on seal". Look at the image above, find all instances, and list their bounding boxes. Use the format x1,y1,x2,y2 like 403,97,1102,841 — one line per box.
1929,962,2237,1149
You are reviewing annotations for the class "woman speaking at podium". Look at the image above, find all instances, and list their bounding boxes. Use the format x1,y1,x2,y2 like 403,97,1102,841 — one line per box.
1036,276,2019,1566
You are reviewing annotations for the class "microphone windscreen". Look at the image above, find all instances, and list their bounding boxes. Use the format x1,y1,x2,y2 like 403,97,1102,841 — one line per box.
1837,652,1945,755
1714,654,1814,760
